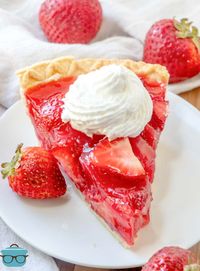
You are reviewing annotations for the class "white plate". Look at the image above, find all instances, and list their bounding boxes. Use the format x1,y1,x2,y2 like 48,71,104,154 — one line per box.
0,93,200,268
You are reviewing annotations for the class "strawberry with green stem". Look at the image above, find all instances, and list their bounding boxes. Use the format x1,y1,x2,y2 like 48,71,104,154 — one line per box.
144,18,200,83
1,144,66,199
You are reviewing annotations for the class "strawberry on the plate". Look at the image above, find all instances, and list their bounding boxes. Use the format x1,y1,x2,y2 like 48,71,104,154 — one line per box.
144,18,200,83
39,0,102,44
1,144,66,199
142,246,199,271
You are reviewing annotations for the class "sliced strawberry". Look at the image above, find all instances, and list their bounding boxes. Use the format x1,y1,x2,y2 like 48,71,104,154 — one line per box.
149,100,168,131
80,137,146,189
52,144,91,193
141,77,168,133
141,124,160,149
129,136,155,182
90,137,145,177
143,79,166,100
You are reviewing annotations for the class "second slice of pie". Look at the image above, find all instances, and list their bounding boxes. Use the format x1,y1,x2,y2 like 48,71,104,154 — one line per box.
17,57,169,247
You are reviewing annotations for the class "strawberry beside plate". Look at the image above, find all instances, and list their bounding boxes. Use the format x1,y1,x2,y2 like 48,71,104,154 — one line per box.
0,92,200,268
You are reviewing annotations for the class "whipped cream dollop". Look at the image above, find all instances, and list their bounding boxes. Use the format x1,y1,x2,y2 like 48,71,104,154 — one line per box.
61,64,153,140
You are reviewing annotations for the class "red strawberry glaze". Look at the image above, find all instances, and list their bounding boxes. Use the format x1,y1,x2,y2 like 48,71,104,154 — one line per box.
24,74,167,245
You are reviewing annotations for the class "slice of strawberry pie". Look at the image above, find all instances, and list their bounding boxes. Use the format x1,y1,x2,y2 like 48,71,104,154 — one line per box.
17,57,169,247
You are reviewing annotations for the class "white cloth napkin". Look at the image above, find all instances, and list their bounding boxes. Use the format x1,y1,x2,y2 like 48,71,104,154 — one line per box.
0,1,200,270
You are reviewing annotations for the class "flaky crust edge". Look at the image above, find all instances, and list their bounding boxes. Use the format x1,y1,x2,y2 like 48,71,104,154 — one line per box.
16,56,169,92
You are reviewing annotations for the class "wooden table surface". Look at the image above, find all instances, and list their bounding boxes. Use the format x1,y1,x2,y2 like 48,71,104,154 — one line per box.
56,87,200,271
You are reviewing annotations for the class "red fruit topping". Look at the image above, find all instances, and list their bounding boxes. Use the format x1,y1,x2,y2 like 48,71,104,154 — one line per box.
150,100,168,131
90,137,145,177
129,136,155,182
80,138,151,245
80,137,146,188
39,0,102,44
144,18,200,83
141,124,160,150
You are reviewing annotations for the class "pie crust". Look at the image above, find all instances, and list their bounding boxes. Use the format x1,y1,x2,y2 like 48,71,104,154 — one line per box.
17,56,169,92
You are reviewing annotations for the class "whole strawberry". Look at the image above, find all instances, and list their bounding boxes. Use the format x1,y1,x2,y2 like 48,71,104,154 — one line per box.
1,144,66,199
39,0,102,44
143,18,200,83
142,246,199,271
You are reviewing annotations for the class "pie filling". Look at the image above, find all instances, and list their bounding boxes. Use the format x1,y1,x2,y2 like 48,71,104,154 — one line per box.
25,73,168,246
